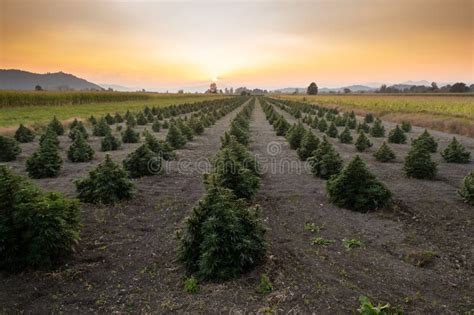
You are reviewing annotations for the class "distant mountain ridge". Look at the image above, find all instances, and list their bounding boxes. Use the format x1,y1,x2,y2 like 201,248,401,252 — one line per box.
0,69,103,91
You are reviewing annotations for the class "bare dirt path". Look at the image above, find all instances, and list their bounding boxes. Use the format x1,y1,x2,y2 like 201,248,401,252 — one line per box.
265,101,473,313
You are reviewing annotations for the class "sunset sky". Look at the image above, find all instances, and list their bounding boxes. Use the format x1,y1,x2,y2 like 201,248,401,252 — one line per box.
1,0,473,91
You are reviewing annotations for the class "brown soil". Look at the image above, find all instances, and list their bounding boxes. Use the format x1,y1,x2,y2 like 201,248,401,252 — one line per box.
0,98,473,313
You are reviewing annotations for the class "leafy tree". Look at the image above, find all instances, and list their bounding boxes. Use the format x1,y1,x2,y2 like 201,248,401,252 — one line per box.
307,82,318,95
75,155,134,204
26,136,62,178
441,137,470,163
93,117,111,137
388,125,407,144
0,166,81,271
326,122,338,138
0,136,21,162
412,130,437,152
370,119,385,137
317,118,328,132
339,127,353,143
297,130,319,161
144,131,176,160
178,182,266,281
166,123,186,149
206,148,260,200
373,142,396,162
14,124,35,143
122,125,140,143
48,116,64,136
355,131,372,152
101,132,121,151
308,137,343,179
449,82,469,93
404,145,437,179
67,132,94,162
327,156,391,212
401,121,412,132
286,122,306,149
458,171,474,206
123,144,161,178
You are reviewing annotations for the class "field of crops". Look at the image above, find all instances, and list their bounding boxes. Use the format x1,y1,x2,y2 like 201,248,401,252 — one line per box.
279,94,474,137
0,96,473,313
0,92,228,130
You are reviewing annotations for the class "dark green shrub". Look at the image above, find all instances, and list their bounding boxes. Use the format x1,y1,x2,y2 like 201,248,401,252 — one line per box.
178,182,266,281
326,122,338,138
441,137,470,163
346,118,357,129
136,112,148,125
327,156,391,211
0,166,81,271
166,123,186,149
68,120,88,140
145,132,176,160
310,116,319,129
88,115,97,125
286,122,306,149
220,133,259,176
207,148,260,200
14,124,35,143
162,120,169,129
39,127,60,147
317,119,328,132
308,137,343,179
373,142,396,162
401,121,412,132
275,116,290,136
122,125,140,143
152,119,161,132
126,114,137,127
93,118,111,137
0,136,21,162
355,131,372,152
370,119,385,137
404,145,437,179
48,116,64,136
178,120,194,141
297,130,319,161
101,132,121,151
114,112,124,123
230,122,249,146
458,171,474,206
412,130,437,152
67,133,94,162
75,155,134,204
26,136,62,178
364,113,374,123
357,121,370,133
188,117,205,135
388,125,406,144
339,127,353,144
123,144,161,178
104,113,115,125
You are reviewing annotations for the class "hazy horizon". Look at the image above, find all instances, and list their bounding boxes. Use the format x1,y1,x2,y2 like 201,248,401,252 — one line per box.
2,0,473,92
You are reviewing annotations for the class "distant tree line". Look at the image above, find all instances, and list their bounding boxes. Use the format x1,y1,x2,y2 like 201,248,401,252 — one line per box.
378,82,472,93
